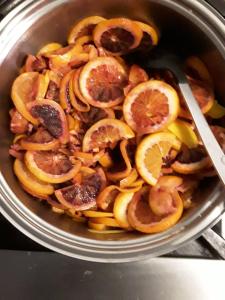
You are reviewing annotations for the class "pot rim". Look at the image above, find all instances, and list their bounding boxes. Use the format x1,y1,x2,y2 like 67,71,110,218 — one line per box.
0,0,225,263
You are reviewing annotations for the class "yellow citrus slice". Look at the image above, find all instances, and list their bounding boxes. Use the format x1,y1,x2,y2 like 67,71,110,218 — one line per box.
11,72,40,124
25,151,81,183
168,119,198,148
207,101,225,119
88,221,107,231
83,211,114,218
90,217,121,227
82,118,134,152
93,18,143,55
37,43,63,55
14,159,54,196
68,16,106,44
135,132,181,185
113,192,134,229
123,80,179,134
79,57,128,108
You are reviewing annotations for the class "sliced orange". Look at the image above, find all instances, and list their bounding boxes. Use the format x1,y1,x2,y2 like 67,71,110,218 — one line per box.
135,21,159,48
59,70,74,111
207,101,225,119
83,211,114,218
120,168,138,188
24,55,47,73
79,57,128,108
185,56,213,86
88,221,107,231
90,217,121,228
11,72,40,124
20,128,59,151
123,80,179,134
168,119,198,148
106,139,132,181
98,152,113,168
93,18,143,55
179,77,214,119
10,108,29,135
27,99,70,144
128,64,149,86
128,187,183,233
25,151,81,183
135,132,181,185
37,43,63,55
149,176,183,216
75,35,93,47
14,158,54,196
82,118,134,152
113,192,134,229
68,16,106,44
171,145,211,174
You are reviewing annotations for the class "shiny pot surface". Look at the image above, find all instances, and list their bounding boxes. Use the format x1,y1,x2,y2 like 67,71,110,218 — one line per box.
0,0,225,262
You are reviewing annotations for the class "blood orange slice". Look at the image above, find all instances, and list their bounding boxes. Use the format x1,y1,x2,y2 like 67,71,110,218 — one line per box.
20,127,59,151
14,158,54,196
55,173,102,210
127,186,183,233
123,80,179,134
82,119,134,152
11,72,40,124
27,99,69,144
68,16,106,44
25,150,81,183
93,18,143,55
135,21,159,49
79,57,128,108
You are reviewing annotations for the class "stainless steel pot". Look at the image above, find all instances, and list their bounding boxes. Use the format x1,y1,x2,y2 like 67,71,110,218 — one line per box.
0,0,225,263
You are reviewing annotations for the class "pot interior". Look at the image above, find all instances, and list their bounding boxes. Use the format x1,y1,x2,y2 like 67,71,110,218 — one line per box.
0,0,224,242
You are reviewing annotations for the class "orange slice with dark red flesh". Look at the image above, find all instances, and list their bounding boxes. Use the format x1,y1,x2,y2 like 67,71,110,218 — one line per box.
135,21,159,50
171,145,211,174
55,172,102,210
127,186,183,233
11,72,41,124
25,150,81,184
10,108,29,134
20,127,59,151
25,55,48,73
179,77,214,119
123,80,179,134
79,57,128,108
68,16,106,44
27,99,69,144
14,158,54,196
82,118,134,153
124,64,149,96
93,18,143,55
59,70,74,112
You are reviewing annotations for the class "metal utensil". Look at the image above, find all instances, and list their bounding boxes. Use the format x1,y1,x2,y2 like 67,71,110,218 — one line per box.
142,49,225,186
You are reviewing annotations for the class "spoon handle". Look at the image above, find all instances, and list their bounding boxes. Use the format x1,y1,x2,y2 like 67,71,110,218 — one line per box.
178,79,225,185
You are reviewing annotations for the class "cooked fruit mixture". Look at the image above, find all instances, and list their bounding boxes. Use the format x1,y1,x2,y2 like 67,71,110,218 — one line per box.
9,16,225,234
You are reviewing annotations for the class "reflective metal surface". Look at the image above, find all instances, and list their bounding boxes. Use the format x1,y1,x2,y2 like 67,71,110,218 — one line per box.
0,0,225,262
1,250,225,300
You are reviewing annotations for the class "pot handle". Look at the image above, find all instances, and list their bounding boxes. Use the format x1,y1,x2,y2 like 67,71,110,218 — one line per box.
0,0,24,21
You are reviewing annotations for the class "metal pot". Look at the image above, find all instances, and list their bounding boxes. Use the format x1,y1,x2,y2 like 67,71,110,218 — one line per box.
0,0,225,263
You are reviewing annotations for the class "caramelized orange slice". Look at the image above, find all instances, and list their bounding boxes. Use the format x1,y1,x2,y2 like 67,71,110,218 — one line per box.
135,21,159,49
83,211,114,218
82,118,134,152
37,43,63,55
11,72,40,124
113,192,134,229
25,151,81,183
149,176,183,216
128,187,183,233
20,127,59,151
27,99,69,144
14,158,54,196
68,16,106,44
123,80,179,134
55,173,101,210
106,140,132,181
179,77,214,119
79,57,128,108
93,18,143,55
